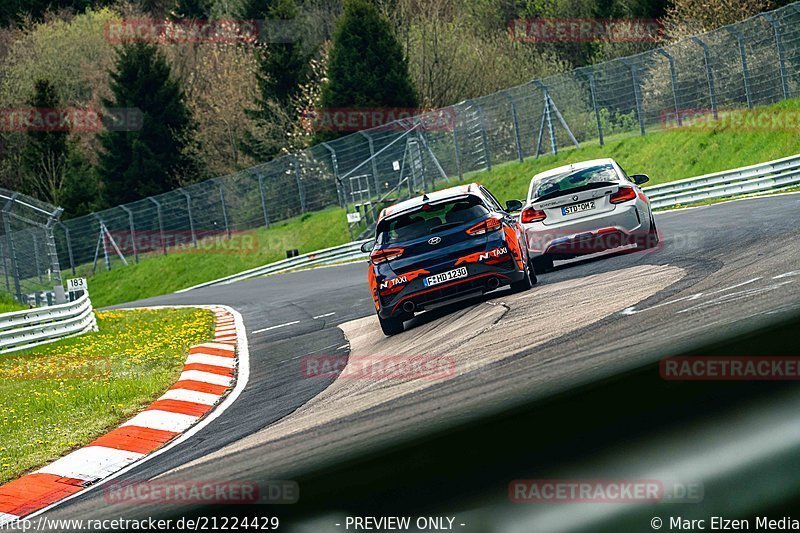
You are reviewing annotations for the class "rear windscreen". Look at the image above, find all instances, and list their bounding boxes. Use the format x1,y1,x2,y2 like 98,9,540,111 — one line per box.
530,164,618,200
377,196,489,244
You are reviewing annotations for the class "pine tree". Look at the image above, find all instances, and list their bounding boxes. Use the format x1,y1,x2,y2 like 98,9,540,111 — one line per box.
241,0,312,161
315,0,419,142
96,43,196,208
20,79,70,206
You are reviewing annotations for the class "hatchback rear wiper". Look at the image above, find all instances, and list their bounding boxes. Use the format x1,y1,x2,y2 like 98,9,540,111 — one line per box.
429,222,462,233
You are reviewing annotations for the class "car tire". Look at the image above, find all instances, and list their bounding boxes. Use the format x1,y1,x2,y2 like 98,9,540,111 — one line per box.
637,214,659,249
510,260,536,293
530,255,554,274
378,313,407,336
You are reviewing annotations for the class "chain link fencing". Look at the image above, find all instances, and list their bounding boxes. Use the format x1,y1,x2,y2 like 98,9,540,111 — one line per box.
28,1,800,293
0,189,63,305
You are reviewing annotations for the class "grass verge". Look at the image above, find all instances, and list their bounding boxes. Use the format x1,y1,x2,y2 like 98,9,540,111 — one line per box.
0,307,214,484
464,99,800,204
80,206,351,308
76,99,800,307
0,294,26,314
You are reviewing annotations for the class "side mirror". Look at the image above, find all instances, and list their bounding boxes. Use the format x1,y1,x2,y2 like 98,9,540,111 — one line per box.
505,199,523,212
631,174,650,185
360,241,375,254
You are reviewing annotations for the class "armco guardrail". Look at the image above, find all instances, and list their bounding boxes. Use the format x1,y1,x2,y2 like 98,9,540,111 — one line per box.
184,153,800,291
0,294,98,353
178,240,371,292
646,153,800,209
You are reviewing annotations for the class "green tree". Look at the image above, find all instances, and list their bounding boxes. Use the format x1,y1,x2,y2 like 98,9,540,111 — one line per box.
315,0,418,142
170,0,213,20
20,79,70,205
96,43,196,208
241,0,312,161
0,0,114,25
16,79,98,216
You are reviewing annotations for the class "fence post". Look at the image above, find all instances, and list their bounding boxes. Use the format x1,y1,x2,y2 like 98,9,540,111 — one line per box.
359,131,382,195
57,222,76,276
178,189,198,248
44,210,62,287
622,59,646,135
655,49,681,127
322,142,345,208
32,234,43,283
472,101,492,171
2,194,22,301
92,213,111,272
290,156,306,214
577,68,603,146
217,181,231,239
119,205,138,263
691,36,718,119
500,91,524,162
451,111,464,180
257,174,271,227
0,242,7,291
148,198,167,255
761,13,789,100
723,27,752,109
533,81,557,155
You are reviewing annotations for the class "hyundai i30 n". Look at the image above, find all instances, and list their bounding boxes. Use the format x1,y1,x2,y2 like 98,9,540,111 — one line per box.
362,184,535,335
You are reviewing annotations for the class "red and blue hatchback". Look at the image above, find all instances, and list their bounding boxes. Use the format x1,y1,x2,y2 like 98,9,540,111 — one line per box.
362,183,536,335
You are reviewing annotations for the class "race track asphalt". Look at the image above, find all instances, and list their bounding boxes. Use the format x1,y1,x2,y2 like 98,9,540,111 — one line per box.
43,193,800,526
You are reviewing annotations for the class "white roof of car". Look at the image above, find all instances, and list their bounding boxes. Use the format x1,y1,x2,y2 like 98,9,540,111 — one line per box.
532,158,617,181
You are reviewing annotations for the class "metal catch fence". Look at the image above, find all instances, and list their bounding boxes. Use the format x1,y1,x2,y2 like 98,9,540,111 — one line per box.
14,1,800,299
0,189,63,305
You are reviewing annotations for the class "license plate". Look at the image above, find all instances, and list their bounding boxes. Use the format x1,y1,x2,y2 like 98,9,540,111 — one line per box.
423,267,468,287
562,201,596,215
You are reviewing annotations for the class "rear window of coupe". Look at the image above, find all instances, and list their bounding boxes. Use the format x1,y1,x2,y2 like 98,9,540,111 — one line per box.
529,164,618,200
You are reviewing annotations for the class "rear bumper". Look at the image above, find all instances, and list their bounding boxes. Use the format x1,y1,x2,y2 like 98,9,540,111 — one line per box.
524,203,647,259
377,261,522,319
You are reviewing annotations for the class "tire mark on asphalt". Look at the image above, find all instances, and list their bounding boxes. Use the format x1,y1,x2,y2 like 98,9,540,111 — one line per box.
164,264,683,476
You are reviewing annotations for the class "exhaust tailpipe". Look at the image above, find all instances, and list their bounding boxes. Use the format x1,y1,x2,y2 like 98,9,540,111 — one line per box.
487,277,500,291
402,301,416,313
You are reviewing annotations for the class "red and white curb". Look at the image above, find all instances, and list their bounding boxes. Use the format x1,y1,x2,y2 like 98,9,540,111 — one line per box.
0,305,249,525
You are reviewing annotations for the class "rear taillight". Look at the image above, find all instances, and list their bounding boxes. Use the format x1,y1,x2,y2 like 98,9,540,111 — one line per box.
370,247,404,264
610,186,637,204
466,216,502,236
521,207,546,223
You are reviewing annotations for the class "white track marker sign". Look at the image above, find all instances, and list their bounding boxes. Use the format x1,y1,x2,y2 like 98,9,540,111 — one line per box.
66,277,88,301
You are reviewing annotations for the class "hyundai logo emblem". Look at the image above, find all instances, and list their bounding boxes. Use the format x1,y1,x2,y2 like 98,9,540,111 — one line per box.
572,195,579,201
428,237,442,245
